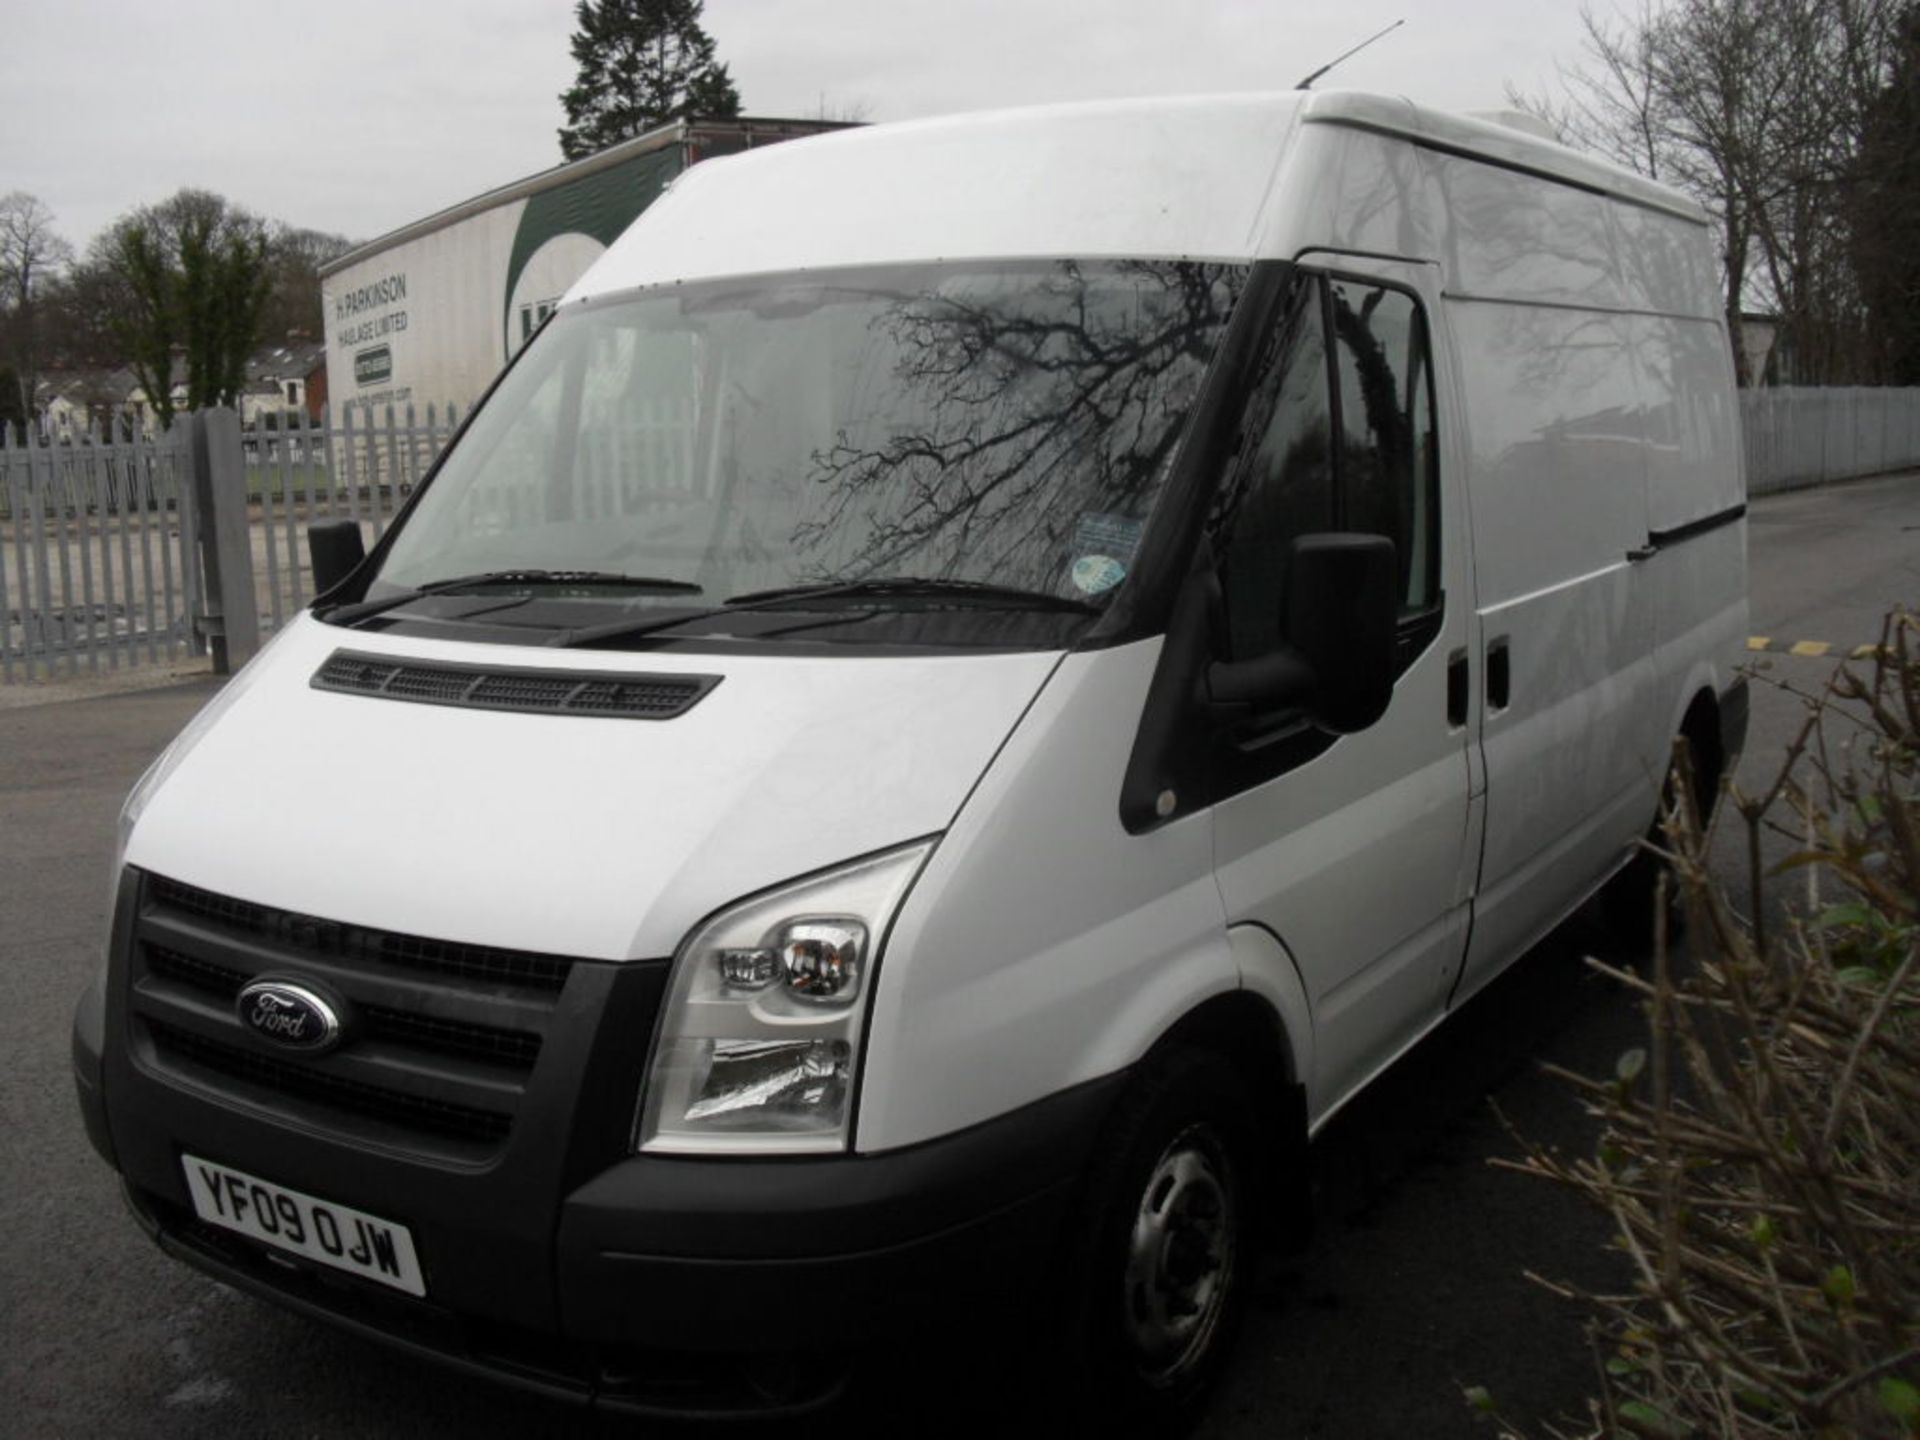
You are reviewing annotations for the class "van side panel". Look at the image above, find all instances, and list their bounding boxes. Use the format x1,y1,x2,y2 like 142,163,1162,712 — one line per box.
1436,156,1628,310
1444,296,1660,944
1429,150,1671,998
1632,313,1746,531
858,643,1238,1154
1608,202,1723,320
1630,308,1749,751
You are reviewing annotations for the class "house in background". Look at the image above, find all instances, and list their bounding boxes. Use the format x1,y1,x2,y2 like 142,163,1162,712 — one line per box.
31,338,353,440
32,368,143,439
303,352,328,420
241,339,328,427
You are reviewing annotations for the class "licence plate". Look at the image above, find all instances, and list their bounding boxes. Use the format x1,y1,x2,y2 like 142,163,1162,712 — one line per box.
181,1155,426,1297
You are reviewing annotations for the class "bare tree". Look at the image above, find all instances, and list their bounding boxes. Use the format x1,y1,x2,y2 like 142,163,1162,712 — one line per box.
792,262,1242,586
258,224,356,343
0,191,75,427
1510,3,1674,179
805,93,874,123
1520,0,1909,385
1852,6,1920,382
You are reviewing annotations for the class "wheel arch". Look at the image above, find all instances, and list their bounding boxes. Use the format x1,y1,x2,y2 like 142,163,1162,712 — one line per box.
1674,682,1725,820
1137,984,1309,1239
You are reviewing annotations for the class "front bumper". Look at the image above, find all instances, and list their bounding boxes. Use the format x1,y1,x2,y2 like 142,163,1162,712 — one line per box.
73,869,1117,1417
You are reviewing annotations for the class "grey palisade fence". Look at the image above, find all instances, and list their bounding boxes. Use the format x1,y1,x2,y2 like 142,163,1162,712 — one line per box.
1,403,464,685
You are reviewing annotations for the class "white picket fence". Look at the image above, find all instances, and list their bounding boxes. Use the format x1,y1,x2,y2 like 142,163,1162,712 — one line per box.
1741,386,1920,495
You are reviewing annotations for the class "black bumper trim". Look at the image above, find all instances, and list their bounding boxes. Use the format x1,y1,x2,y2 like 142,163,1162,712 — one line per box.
558,1075,1124,1351
114,1069,1125,1416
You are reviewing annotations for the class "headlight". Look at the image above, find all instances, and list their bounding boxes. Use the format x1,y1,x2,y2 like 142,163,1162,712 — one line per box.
637,838,936,1155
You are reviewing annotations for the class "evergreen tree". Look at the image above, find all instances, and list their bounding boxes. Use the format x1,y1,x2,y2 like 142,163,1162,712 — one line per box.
92,190,272,431
557,0,742,161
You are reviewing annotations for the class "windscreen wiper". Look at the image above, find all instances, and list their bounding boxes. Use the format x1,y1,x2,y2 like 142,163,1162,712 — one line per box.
319,571,703,627
545,575,1099,649
723,577,1101,613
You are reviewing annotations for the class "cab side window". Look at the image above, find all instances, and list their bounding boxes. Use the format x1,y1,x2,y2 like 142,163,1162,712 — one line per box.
1218,271,1439,663
1220,280,1333,660
1330,279,1438,615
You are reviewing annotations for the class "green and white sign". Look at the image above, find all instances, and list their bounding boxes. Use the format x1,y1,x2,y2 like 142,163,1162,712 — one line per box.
354,345,393,385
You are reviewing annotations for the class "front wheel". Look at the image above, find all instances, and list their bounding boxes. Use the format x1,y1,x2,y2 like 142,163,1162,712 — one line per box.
1058,1048,1256,1432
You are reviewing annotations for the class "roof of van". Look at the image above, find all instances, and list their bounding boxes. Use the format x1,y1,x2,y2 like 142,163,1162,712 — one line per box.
1302,91,1703,222
573,91,1707,299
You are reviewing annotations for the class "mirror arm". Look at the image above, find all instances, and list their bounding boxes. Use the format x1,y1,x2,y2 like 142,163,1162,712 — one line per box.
308,519,369,604
1200,650,1315,721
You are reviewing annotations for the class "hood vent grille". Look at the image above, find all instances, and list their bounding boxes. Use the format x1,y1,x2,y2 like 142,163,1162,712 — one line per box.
313,650,720,720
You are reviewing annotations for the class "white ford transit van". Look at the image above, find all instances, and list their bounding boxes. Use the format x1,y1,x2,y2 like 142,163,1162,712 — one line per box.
74,91,1748,1423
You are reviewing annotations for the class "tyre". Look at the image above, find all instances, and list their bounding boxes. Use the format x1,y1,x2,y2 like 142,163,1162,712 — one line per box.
1602,731,1717,945
1057,1047,1256,1434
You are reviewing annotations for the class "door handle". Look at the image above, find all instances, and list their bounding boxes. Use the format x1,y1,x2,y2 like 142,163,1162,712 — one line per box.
1486,637,1511,711
1447,648,1469,727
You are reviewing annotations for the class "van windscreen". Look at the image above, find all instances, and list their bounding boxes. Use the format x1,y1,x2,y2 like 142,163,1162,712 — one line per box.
369,260,1247,637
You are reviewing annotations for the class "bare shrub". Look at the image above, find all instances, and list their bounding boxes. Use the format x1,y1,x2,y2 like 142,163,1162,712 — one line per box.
1476,611,1920,1438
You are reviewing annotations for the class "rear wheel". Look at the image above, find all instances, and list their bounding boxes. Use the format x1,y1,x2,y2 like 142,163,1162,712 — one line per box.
1603,724,1720,943
1058,1048,1257,1433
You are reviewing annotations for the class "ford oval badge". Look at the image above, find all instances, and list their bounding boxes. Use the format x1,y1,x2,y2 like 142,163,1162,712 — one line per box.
237,979,342,1054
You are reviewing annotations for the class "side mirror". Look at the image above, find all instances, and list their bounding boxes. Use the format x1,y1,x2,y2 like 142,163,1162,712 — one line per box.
1202,532,1397,735
308,520,367,601
1285,532,1397,733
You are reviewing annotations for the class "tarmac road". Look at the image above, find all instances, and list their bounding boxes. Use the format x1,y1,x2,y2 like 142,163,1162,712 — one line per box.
3,471,1914,1438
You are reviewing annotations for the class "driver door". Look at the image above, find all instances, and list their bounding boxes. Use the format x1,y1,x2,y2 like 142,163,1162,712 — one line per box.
1207,256,1481,1118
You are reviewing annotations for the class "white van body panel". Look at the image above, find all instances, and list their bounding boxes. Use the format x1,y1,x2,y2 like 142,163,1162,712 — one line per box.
125,614,1061,962
860,643,1237,1153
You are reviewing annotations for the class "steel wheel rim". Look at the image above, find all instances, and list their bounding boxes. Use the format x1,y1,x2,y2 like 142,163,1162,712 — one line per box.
1121,1123,1237,1386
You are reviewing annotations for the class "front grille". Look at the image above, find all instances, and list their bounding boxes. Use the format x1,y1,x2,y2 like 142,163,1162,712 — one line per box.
146,944,543,1070
359,1004,542,1069
130,873,579,1156
146,874,571,993
312,650,721,720
147,944,245,998
148,1021,513,1145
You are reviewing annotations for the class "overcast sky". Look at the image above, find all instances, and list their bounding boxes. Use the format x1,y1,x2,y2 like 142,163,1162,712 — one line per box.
4,0,1596,255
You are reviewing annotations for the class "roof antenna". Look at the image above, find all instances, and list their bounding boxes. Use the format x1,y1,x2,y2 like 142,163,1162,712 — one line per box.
1294,19,1405,90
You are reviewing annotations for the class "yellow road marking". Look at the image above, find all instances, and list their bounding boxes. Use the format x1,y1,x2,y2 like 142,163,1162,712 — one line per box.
1747,637,1885,658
